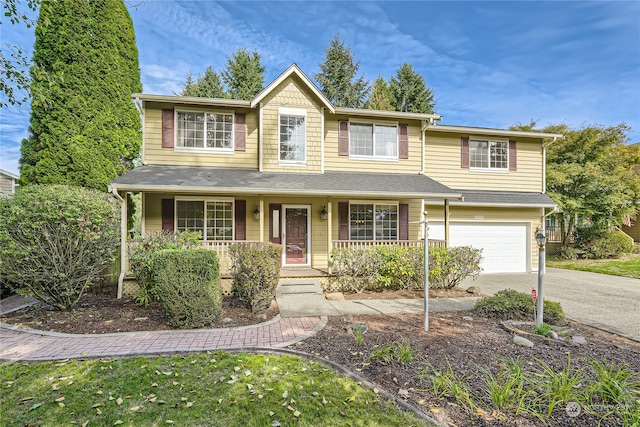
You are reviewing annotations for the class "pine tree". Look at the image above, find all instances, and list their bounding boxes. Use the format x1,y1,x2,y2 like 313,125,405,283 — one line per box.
221,48,265,100
19,0,141,190
182,66,225,98
314,35,369,108
365,75,393,111
389,63,435,114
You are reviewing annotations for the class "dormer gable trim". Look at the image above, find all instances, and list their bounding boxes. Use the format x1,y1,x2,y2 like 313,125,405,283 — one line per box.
250,63,335,112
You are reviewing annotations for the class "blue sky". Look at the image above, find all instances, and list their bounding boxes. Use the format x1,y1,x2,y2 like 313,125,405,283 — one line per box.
1,0,639,176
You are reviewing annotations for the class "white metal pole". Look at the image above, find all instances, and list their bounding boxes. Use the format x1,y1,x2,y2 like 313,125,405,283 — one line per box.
423,211,429,332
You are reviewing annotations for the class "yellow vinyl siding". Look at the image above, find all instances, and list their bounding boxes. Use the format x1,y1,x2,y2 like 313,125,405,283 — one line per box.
0,175,14,194
143,103,258,168
424,204,543,271
425,132,543,192
260,77,323,174
324,116,423,174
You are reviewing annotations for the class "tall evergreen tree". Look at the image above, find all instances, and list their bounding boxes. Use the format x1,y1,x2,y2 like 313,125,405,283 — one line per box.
182,66,225,98
365,75,393,111
221,48,265,100
19,0,141,190
389,63,435,114
313,34,369,108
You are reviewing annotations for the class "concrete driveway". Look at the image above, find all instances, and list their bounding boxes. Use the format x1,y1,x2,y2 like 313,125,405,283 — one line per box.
461,268,640,342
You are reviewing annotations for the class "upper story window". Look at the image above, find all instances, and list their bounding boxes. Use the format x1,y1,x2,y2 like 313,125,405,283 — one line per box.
469,139,508,170
176,199,234,240
176,110,234,151
279,108,306,163
349,203,398,240
349,123,398,159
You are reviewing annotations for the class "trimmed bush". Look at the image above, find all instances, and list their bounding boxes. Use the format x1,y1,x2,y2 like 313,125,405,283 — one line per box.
229,242,282,313
128,230,201,306
330,247,382,293
152,249,222,329
0,185,119,312
474,289,565,324
375,246,423,290
429,246,483,290
575,227,634,259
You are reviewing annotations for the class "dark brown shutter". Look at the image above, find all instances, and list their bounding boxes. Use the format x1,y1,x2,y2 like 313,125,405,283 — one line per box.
234,113,246,152
398,203,409,240
338,121,349,156
162,109,174,148
461,137,469,169
509,140,517,171
338,202,349,240
161,199,175,232
234,200,246,240
269,204,282,244
399,124,409,159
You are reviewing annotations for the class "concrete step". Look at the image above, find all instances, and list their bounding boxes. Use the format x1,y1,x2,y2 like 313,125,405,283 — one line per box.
277,279,323,296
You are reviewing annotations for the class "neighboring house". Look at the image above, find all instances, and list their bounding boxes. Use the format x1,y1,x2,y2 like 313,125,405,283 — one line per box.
110,64,561,296
0,169,19,195
620,142,640,243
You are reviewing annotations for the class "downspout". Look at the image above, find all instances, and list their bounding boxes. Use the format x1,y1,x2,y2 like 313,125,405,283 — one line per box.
134,97,146,165
109,185,127,299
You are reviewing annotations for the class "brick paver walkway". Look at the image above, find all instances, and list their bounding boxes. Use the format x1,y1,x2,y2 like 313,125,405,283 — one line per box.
0,296,326,361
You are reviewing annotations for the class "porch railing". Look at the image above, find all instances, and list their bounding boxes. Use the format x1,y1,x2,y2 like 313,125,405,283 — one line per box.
201,240,259,276
331,239,445,250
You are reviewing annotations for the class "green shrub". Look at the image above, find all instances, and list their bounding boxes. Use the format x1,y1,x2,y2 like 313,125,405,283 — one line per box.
152,249,222,329
429,246,483,290
229,242,282,313
474,289,565,324
128,230,201,306
575,227,634,259
559,246,578,260
0,185,119,312
329,247,381,293
375,246,423,290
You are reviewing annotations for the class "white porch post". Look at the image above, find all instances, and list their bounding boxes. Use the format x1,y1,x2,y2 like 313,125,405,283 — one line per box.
327,200,332,273
444,199,450,248
117,191,127,299
259,198,264,242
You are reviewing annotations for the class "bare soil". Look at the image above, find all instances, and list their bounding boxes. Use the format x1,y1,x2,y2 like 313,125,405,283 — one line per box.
341,286,475,300
2,287,638,426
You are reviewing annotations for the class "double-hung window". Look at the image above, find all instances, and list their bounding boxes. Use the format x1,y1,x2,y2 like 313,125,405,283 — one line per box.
176,200,234,240
349,123,398,159
279,108,306,163
469,139,508,170
176,110,234,151
349,203,398,240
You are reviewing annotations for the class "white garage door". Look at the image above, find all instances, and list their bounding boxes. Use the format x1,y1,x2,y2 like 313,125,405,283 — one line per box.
429,222,528,273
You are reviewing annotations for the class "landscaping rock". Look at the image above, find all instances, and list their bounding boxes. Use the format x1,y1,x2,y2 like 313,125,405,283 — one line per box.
571,335,587,345
325,292,345,301
462,316,473,322
466,286,481,295
513,335,534,348
222,318,233,324
347,323,368,334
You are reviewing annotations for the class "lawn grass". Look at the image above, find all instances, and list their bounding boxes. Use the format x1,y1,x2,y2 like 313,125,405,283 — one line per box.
547,254,640,279
0,352,432,427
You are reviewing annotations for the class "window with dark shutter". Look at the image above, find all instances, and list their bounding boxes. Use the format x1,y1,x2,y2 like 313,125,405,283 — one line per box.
234,200,246,240
399,124,409,159
509,140,517,171
398,204,409,240
161,199,175,231
235,113,246,152
338,202,349,240
338,121,349,156
461,137,469,168
269,204,282,244
162,109,174,148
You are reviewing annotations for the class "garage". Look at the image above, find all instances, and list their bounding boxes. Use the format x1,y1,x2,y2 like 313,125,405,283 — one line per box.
428,222,529,273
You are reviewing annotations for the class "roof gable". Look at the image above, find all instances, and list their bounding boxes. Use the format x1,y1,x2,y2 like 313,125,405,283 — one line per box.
251,64,334,112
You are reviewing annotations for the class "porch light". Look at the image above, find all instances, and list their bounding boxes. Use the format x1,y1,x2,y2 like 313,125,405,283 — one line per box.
321,206,328,221
536,232,547,248
253,206,260,220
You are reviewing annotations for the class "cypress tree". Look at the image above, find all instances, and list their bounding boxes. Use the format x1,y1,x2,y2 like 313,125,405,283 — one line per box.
19,0,142,190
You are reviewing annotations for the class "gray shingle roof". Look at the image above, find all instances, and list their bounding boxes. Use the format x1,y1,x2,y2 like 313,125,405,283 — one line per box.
449,189,556,207
110,165,461,199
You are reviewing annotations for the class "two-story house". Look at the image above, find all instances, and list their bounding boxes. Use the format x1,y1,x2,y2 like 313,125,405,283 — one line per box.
0,169,19,196
110,64,561,297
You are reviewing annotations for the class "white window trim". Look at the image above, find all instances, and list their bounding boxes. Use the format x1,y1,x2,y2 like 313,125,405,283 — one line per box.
348,201,400,241
174,198,236,241
348,120,400,161
174,108,235,154
278,107,307,165
468,137,509,172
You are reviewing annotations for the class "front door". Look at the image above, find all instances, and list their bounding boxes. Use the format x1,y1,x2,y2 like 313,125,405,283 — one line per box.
283,205,310,265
